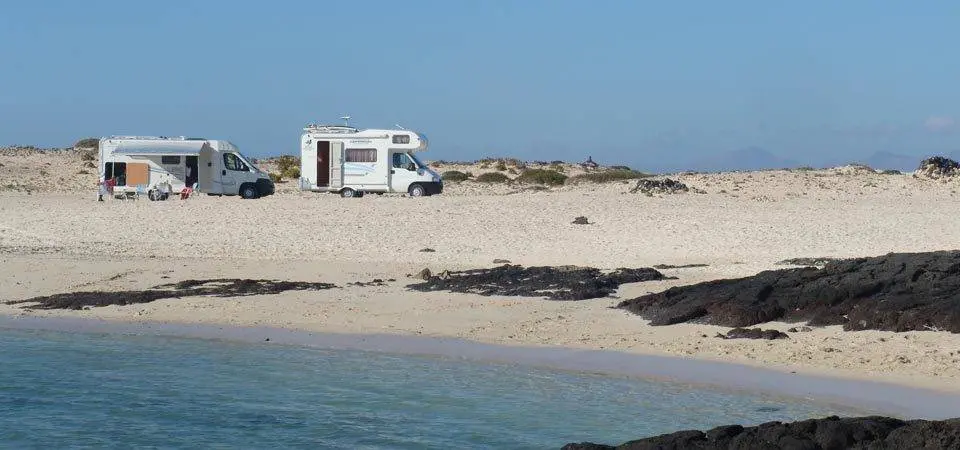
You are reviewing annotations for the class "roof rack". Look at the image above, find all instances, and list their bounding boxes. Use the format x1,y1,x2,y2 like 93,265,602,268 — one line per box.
104,135,207,141
303,124,359,134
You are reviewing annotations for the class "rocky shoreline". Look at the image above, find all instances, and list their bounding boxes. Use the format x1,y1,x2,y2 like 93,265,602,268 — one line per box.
617,250,960,333
561,415,960,449
4,279,337,310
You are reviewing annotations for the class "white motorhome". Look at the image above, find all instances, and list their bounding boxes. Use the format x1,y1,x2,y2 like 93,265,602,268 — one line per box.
99,136,275,199
299,123,442,197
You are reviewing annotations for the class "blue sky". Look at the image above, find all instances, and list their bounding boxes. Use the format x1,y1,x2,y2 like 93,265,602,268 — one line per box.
1,1,959,170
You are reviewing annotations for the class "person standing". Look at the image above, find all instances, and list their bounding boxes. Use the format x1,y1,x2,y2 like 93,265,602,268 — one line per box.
97,177,106,201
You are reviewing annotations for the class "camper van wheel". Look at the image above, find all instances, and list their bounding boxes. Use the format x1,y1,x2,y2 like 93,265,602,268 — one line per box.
340,188,357,198
408,184,426,197
240,184,259,199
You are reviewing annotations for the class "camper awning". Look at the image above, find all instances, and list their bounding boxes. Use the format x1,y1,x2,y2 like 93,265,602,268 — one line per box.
112,141,207,156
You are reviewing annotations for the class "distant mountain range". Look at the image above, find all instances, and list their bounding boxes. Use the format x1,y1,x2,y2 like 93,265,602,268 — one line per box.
860,152,919,172
650,147,801,174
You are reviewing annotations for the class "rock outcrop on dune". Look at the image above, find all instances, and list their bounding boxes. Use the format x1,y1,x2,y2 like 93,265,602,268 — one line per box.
915,156,960,179
407,265,669,300
630,178,690,195
561,415,960,450
617,251,960,333
5,279,337,310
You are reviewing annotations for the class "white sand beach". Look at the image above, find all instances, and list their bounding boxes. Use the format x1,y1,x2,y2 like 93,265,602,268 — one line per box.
3,152,960,397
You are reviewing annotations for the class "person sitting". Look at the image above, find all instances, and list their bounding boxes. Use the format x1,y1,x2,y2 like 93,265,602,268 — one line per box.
105,177,117,196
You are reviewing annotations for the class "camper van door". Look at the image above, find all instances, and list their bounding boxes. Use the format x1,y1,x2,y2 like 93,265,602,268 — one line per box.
220,152,245,193
329,141,344,189
198,143,217,193
389,152,419,193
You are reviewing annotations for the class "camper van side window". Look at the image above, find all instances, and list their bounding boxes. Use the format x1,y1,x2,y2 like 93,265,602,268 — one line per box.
223,153,248,171
161,156,181,165
345,149,377,163
392,134,410,144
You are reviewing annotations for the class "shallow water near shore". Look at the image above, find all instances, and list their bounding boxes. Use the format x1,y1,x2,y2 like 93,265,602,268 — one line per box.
0,327,869,449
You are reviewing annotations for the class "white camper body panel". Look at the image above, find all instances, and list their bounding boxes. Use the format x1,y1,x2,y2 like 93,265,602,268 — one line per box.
98,136,274,198
299,125,442,196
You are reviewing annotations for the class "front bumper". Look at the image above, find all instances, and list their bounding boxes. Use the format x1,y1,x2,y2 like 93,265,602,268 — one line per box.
256,178,275,196
423,181,443,195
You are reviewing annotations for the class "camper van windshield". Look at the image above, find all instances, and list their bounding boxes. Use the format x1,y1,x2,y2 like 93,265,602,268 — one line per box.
408,152,426,168
238,152,261,172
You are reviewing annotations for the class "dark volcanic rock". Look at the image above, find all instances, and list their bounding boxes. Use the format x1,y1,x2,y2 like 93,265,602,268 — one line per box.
407,265,670,300
617,250,960,333
5,279,337,310
653,263,710,270
916,156,960,179
349,278,388,287
573,216,590,225
719,327,789,340
561,416,960,449
630,178,689,195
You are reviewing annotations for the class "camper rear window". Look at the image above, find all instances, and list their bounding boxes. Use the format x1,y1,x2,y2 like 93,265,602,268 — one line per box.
161,156,181,165
346,149,377,163
392,134,410,144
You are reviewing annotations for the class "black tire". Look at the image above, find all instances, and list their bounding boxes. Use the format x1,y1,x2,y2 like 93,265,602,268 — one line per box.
408,184,426,197
340,188,357,198
240,184,258,199
148,190,159,201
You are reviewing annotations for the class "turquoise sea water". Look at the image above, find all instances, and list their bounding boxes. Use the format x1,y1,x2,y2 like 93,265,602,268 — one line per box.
0,328,863,449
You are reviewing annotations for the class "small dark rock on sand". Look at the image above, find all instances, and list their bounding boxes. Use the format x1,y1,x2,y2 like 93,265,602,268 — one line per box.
717,327,789,340
493,259,512,264
560,415,960,450
414,268,432,280
617,250,960,333
788,326,814,333
408,265,670,301
5,279,338,310
419,248,436,253
572,216,590,225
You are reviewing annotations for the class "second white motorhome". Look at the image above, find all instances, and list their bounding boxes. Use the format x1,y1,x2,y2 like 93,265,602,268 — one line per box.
99,136,275,199
299,122,442,197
